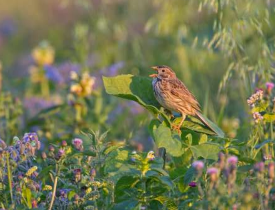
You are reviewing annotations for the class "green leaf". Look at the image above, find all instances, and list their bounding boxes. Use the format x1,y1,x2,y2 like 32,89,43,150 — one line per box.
22,187,32,208
190,143,221,160
103,75,160,114
264,114,275,122
252,101,269,112
104,149,130,174
153,124,184,157
255,139,275,150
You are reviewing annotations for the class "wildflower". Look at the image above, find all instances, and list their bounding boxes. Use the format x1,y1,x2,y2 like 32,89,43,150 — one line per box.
61,140,67,147
254,162,265,173
70,72,95,97
146,151,155,161
188,181,197,187
49,145,55,152
227,156,238,166
70,71,79,80
207,167,219,182
23,132,38,144
43,185,52,191
74,168,82,182
266,82,274,94
90,168,96,177
26,166,38,177
32,200,38,208
86,187,92,194
57,149,65,158
247,90,263,106
252,112,263,123
41,152,47,160
72,138,83,150
207,167,218,175
0,139,7,149
32,41,55,66
192,161,204,170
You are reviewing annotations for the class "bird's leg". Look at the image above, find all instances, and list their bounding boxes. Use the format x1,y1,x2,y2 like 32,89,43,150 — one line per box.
164,109,174,120
172,113,186,133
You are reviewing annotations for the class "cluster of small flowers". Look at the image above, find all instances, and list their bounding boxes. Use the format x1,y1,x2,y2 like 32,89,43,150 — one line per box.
190,154,238,188
70,72,96,97
252,112,264,123
247,90,263,106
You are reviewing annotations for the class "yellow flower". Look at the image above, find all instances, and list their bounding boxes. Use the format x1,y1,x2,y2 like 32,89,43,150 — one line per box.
86,187,92,194
70,84,83,95
146,151,155,160
23,177,29,183
26,166,38,177
70,72,95,97
43,185,52,191
32,41,55,66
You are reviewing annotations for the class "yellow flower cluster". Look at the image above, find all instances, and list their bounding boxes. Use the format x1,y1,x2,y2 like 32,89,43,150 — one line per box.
86,187,92,194
25,166,38,177
32,41,55,66
43,185,52,191
70,72,95,97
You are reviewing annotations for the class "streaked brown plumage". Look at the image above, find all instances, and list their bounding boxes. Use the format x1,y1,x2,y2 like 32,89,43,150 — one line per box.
150,65,211,132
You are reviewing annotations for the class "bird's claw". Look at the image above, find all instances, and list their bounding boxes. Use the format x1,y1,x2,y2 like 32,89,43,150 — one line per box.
171,124,181,134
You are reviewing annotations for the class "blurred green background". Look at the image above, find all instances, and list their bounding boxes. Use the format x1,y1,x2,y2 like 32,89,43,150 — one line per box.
0,0,274,147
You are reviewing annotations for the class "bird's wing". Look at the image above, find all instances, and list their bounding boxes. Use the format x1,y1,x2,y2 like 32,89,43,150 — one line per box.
167,78,201,111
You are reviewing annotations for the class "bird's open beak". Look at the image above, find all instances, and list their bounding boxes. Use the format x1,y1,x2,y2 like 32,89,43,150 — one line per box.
150,66,158,77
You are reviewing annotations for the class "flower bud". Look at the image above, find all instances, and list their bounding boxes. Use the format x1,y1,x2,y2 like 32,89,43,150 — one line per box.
49,145,55,152
61,140,67,147
41,152,47,160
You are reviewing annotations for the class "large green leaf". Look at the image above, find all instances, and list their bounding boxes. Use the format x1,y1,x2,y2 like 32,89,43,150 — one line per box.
103,74,160,114
190,143,221,160
153,124,184,157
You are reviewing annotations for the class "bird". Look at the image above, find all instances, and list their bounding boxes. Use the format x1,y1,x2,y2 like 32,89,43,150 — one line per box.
149,65,214,133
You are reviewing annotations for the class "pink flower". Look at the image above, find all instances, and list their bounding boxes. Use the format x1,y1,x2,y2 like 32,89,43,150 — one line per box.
207,167,218,175
188,181,197,187
192,161,204,170
72,138,83,150
254,162,265,172
227,156,238,165
266,82,274,91
58,149,65,157
252,112,263,123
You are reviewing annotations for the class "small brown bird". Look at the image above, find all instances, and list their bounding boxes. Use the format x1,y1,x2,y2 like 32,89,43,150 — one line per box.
150,65,213,133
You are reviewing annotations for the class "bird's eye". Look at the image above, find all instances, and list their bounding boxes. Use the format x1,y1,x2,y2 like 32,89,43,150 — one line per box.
162,69,165,72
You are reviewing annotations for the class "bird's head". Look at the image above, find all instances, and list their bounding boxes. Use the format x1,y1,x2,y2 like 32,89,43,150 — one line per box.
149,65,176,79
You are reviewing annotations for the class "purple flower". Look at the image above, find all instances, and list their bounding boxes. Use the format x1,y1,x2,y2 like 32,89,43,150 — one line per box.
192,161,204,170
23,133,38,143
58,149,65,157
266,82,274,90
254,162,265,173
207,167,218,175
44,65,63,84
188,181,197,187
227,156,238,165
23,96,56,116
0,18,17,37
72,138,83,150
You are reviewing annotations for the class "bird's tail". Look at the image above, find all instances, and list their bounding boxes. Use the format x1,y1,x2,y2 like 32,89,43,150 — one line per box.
195,112,218,135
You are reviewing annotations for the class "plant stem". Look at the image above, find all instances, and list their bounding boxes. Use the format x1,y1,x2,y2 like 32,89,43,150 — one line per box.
49,164,59,210
6,153,13,205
